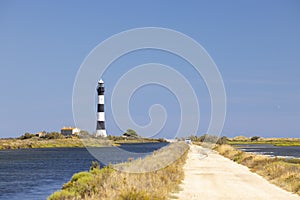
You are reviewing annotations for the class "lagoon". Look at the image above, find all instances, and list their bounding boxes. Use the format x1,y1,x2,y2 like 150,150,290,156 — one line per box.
0,143,168,200
235,144,300,158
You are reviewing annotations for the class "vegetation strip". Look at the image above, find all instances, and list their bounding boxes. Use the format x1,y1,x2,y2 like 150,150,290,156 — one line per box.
0,138,114,149
48,142,189,200
227,136,300,146
214,144,300,196
0,132,166,149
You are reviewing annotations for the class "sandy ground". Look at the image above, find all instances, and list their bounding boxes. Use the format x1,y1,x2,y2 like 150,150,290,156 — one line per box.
172,145,300,200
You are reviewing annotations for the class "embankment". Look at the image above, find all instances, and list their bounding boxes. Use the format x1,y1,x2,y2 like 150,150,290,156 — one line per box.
48,142,189,200
0,137,166,149
228,137,300,146
0,138,114,149
215,144,300,196
174,145,300,200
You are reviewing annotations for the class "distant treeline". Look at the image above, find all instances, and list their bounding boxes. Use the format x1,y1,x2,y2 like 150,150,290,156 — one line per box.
183,134,228,145
18,132,65,140
16,128,167,143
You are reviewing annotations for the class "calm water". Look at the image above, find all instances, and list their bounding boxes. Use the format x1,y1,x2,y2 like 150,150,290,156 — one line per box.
235,144,300,158
0,143,168,200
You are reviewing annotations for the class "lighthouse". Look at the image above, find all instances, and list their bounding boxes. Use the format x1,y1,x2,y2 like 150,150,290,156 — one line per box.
96,79,107,137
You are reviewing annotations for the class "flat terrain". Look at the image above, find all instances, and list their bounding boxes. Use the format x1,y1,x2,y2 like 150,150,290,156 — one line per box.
0,138,116,149
228,137,300,146
0,137,164,149
173,145,300,200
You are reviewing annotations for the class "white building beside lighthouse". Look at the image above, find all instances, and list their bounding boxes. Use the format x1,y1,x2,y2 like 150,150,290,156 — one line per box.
96,79,107,137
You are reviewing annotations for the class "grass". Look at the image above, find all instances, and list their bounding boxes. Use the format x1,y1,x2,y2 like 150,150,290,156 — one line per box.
0,137,114,149
107,135,167,144
0,136,166,150
227,137,300,146
114,138,165,144
48,142,189,200
214,144,300,195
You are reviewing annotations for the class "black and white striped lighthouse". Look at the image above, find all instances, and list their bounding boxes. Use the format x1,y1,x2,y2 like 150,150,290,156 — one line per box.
96,79,107,137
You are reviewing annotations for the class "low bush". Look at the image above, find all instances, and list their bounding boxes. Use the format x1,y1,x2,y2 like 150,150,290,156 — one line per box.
71,171,92,182
48,190,76,200
18,132,36,140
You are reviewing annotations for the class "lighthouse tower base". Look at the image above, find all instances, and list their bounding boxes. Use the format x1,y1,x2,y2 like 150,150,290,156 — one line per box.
96,130,107,137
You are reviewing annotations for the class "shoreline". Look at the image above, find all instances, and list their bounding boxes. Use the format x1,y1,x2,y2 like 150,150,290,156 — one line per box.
48,142,189,200
233,143,300,159
0,137,166,150
2,136,299,150
228,137,300,146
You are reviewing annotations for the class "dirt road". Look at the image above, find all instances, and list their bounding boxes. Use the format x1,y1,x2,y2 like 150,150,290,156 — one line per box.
172,145,300,200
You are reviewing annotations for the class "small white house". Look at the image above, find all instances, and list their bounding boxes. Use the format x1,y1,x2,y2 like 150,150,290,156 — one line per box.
61,127,81,136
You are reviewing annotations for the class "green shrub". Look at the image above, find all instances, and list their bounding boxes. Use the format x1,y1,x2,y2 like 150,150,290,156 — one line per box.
48,142,189,200
71,171,92,182
251,136,260,141
123,129,138,137
285,158,300,164
19,132,36,140
45,132,64,139
217,136,228,145
48,190,76,200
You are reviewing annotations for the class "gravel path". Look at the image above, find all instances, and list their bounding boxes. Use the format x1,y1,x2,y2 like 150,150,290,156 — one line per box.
172,145,300,200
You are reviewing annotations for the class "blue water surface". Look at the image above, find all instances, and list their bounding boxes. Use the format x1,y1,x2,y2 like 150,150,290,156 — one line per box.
0,143,167,200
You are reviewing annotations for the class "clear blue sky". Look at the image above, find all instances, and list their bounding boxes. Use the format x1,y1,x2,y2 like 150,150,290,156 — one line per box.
0,1,299,138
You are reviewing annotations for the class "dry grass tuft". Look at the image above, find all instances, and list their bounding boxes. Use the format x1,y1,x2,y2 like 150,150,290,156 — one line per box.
214,145,300,195
48,142,189,200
